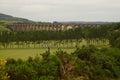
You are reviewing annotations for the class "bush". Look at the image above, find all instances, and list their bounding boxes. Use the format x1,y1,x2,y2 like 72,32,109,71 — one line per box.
0,59,9,80
6,61,37,80
72,46,120,80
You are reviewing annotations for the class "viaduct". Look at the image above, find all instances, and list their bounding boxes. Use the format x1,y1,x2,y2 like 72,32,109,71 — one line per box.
7,24,102,31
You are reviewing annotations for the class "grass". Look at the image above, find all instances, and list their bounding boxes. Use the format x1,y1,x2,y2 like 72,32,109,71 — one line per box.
0,48,75,60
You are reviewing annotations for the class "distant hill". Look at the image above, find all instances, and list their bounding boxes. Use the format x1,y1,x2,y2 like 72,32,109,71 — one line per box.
0,13,34,24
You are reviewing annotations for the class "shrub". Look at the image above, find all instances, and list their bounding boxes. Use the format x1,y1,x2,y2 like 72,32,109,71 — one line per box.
72,46,120,80
6,63,37,80
0,59,9,80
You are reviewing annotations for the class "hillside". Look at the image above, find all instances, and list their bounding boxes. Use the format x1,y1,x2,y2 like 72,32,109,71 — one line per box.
0,13,35,31
0,13,33,23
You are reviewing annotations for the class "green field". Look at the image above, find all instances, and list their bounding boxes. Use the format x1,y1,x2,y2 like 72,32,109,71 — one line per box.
0,39,109,60
0,48,75,60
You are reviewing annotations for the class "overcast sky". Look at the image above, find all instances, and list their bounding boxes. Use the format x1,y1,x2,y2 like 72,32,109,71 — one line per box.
0,0,120,22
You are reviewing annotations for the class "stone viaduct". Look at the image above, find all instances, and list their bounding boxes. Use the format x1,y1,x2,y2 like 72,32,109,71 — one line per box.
7,24,102,31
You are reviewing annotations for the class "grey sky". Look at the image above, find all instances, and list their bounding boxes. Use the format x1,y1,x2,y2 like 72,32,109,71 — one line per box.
0,0,120,22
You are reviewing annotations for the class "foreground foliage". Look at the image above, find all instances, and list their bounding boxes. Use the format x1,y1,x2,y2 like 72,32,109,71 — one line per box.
0,59,9,80
3,46,120,80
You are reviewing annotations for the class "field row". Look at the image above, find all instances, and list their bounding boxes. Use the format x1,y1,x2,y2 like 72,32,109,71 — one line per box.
0,39,109,49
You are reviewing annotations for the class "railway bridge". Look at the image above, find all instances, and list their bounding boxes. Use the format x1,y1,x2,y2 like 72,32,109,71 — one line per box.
7,23,102,31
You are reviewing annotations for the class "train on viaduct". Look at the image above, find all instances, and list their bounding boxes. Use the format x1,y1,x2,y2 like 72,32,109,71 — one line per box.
7,23,103,31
